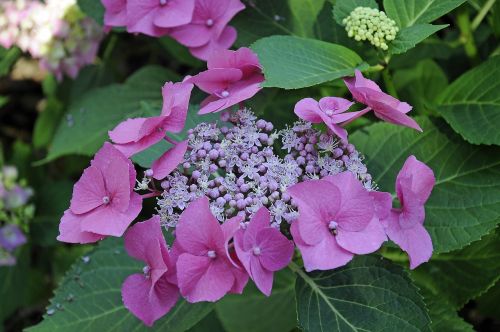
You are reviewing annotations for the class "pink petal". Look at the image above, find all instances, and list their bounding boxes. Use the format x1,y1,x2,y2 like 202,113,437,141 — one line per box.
370,191,393,222
287,179,341,245
109,117,165,144
256,228,294,271
318,97,353,114
122,274,179,327
70,166,106,214
323,172,374,232
152,140,188,180
57,209,104,244
170,24,212,48
188,68,243,94
385,211,433,269
177,253,235,302
91,143,136,189
336,217,387,254
249,256,273,296
243,207,271,250
126,1,170,37
189,25,237,61
198,95,228,114
124,216,166,266
175,196,224,255
102,156,132,213
153,0,195,28
208,46,260,77
229,260,249,294
291,222,353,272
221,215,243,243
161,82,193,133
396,156,435,204
294,98,323,124
113,130,166,157
80,192,142,237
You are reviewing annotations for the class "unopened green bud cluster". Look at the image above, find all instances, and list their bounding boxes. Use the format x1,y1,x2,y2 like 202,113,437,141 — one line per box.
343,7,399,50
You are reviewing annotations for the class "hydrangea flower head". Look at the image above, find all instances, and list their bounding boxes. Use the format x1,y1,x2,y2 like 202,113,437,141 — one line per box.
58,143,142,243
344,70,422,131
234,207,294,296
173,196,248,302
122,216,179,327
384,155,435,269
287,172,386,271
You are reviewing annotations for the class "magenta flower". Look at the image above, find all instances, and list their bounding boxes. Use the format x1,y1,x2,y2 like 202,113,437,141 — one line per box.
187,47,264,114
173,196,248,302
122,216,179,326
109,81,193,157
102,0,127,28
287,172,386,272
126,0,195,36
151,140,189,180
384,155,435,269
234,207,294,296
57,143,142,243
294,97,369,141
344,70,422,132
170,0,244,51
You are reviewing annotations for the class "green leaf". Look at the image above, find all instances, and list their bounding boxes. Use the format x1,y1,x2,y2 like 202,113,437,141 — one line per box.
28,238,213,332
188,312,226,332
383,0,467,28
77,0,104,25
0,247,30,322
251,36,366,89
419,288,473,332
437,56,500,146
476,281,500,319
292,256,431,332
393,59,448,115
389,24,448,54
350,117,500,253
215,269,296,332
289,0,325,37
412,230,500,308
333,0,378,25
0,95,8,108
41,66,177,163
0,47,21,77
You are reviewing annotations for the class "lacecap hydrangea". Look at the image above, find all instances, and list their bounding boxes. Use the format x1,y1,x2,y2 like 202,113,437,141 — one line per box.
57,47,436,326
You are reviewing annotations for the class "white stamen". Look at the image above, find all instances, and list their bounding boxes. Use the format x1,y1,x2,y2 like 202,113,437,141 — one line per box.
102,196,110,204
206,19,214,27
143,265,150,277
252,247,261,256
328,221,338,230
325,109,334,117
221,90,230,98
159,0,167,5
207,250,216,258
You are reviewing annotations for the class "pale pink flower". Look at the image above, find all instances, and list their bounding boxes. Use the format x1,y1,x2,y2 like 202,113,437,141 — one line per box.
344,70,422,131
234,207,294,296
57,143,142,243
122,216,179,326
287,172,386,272
384,155,435,269
109,81,193,157
173,196,248,302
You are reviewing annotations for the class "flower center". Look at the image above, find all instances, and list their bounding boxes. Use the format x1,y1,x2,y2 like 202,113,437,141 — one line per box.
206,19,214,27
252,246,261,256
328,220,338,235
221,90,230,98
325,109,334,117
102,196,110,205
143,265,151,278
159,0,168,6
207,250,216,259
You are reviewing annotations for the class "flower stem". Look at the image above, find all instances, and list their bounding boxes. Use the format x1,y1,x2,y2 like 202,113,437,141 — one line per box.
457,9,480,65
382,69,399,99
471,0,496,31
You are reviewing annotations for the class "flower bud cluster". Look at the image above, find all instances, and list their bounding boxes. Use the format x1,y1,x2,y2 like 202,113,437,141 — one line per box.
0,0,102,80
0,165,32,266
342,6,398,50
156,109,372,228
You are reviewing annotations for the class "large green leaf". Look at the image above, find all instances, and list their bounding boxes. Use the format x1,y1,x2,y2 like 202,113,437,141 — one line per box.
288,0,325,37
412,230,500,308
332,0,378,25
0,247,30,322
215,269,296,332
251,36,366,89
77,0,104,25
42,66,177,163
389,24,448,54
292,256,431,332
28,238,213,332
383,0,467,28
437,56,500,146
350,117,500,253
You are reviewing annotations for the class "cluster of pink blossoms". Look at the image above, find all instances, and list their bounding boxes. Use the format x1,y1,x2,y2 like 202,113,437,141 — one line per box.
101,0,245,61
57,47,435,326
0,0,103,80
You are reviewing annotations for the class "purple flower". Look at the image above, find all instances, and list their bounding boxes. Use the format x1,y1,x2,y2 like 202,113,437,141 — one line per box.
294,97,369,141
287,172,386,271
57,143,142,243
109,81,193,157
384,156,435,269
234,207,294,296
187,48,264,114
344,70,422,132
173,196,248,302
122,216,179,327
0,225,27,251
